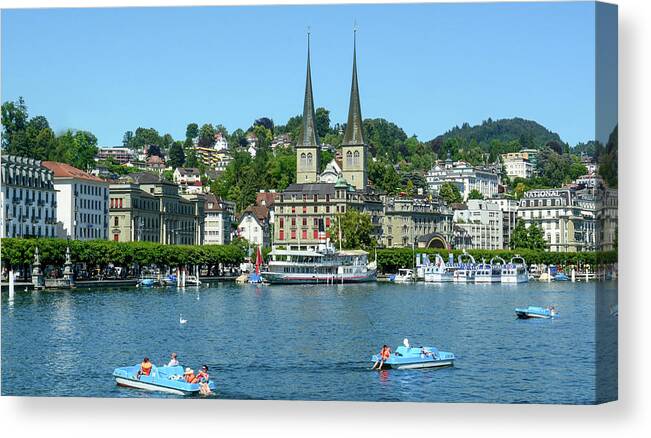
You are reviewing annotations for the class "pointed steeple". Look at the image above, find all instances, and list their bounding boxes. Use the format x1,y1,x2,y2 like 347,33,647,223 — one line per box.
297,31,319,148
342,29,365,146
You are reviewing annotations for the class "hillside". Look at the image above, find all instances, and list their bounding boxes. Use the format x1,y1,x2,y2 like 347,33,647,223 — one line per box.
427,117,565,154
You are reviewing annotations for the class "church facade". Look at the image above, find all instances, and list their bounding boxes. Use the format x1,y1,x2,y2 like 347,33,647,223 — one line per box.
273,33,450,251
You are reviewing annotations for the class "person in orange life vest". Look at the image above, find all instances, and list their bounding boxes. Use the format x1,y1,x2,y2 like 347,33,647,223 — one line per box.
137,357,152,379
183,368,195,383
371,345,391,370
191,365,210,384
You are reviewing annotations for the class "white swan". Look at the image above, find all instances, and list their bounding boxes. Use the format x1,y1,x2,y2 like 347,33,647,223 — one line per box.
179,314,187,324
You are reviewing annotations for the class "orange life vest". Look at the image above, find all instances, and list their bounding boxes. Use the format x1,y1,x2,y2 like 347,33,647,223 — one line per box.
381,348,390,360
140,361,152,375
184,373,195,383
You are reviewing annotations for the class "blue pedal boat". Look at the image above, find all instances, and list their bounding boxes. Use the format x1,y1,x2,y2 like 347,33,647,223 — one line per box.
515,306,558,319
371,345,455,370
113,364,216,396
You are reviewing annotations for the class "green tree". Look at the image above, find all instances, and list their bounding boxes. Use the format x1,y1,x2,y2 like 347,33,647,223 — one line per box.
122,131,134,149
161,169,174,182
167,141,186,168
198,123,216,148
468,189,484,200
1,97,28,150
328,209,376,250
185,123,199,140
439,182,463,204
131,127,161,151
527,223,547,251
510,219,530,249
315,107,331,139
51,130,98,170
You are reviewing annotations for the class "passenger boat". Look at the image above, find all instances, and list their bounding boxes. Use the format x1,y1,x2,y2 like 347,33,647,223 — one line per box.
390,268,415,283
371,342,455,370
475,256,504,283
260,247,376,284
113,364,216,396
514,306,558,319
453,252,476,283
501,256,529,283
423,254,454,283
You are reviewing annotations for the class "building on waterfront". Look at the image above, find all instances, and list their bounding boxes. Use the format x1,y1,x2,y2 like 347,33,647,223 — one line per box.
109,172,205,244
42,161,110,241
238,204,271,247
381,195,453,248
426,156,500,201
501,155,533,179
452,200,503,250
599,187,618,251
1,155,58,238
95,147,135,165
490,197,519,249
273,32,386,251
204,193,231,245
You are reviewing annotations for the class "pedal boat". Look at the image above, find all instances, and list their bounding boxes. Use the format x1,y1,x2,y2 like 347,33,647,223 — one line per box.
371,345,455,370
515,306,558,319
113,364,216,396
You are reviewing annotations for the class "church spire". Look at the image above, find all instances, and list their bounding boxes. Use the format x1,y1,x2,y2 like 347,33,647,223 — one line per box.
297,30,319,148
342,28,365,146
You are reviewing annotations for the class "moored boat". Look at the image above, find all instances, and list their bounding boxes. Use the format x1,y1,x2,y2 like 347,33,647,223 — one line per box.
371,343,455,370
391,268,415,283
475,257,503,283
423,254,454,283
260,247,376,285
514,305,558,319
113,364,216,396
501,256,529,283
453,252,476,283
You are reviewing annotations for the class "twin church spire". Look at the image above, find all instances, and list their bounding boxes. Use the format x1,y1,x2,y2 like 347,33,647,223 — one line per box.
295,29,368,191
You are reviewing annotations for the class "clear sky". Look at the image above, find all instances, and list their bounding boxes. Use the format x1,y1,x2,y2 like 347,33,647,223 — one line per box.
1,2,608,147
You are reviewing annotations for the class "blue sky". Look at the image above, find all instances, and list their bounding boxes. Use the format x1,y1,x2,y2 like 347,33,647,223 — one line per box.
2,2,610,146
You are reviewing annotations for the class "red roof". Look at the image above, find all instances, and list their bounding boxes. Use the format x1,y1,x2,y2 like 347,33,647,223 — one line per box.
42,161,106,183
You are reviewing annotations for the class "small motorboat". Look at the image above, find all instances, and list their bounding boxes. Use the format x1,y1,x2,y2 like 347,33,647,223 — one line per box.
553,272,570,281
390,269,415,283
515,306,558,319
113,364,216,396
371,342,455,370
136,278,157,287
185,275,202,286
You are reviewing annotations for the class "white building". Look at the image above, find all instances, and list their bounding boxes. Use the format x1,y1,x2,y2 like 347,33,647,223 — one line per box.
490,197,519,249
173,167,201,185
204,193,231,245
43,161,110,240
574,173,604,189
96,147,135,165
319,159,343,183
502,157,533,179
214,132,229,151
426,158,499,201
1,155,58,238
237,205,271,247
452,200,503,250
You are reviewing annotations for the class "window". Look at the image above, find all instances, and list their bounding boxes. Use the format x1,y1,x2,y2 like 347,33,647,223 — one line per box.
279,218,284,228
291,217,296,226
326,217,331,228
279,230,284,240
346,151,353,167
291,230,296,239
353,150,360,166
313,229,318,239
302,230,307,240
113,233,119,241
307,153,313,166
114,217,119,226
302,218,307,226
300,153,306,167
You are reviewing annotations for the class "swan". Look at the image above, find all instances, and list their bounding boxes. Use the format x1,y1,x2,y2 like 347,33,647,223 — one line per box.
179,314,187,324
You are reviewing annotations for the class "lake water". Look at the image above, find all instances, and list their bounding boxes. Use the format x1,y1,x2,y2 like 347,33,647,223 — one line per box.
1,280,618,404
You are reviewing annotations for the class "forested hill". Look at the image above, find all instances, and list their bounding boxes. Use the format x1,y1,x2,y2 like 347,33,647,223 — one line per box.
428,117,565,153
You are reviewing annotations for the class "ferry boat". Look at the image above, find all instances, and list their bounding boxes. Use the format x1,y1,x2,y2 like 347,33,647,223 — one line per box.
475,257,504,283
501,256,529,283
260,247,376,284
453,252,476,283
423,254,454,283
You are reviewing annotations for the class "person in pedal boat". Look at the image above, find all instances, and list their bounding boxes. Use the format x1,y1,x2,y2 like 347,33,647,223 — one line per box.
167,352,179,367
183,368,195,383
371,345,391,370
191,365,210,384
137,357,152,378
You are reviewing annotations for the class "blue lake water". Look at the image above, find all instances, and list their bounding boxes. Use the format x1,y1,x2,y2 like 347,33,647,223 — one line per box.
1,280,617,403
